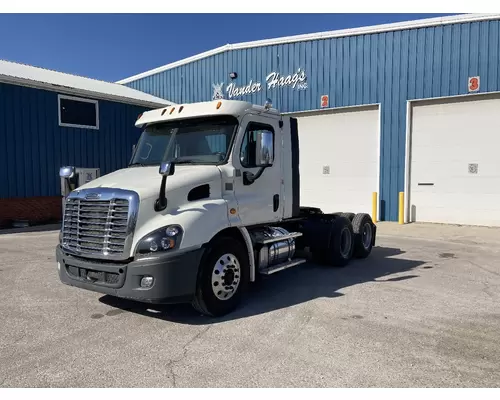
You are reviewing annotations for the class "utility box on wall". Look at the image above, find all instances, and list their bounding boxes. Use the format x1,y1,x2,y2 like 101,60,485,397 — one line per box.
76,168,101,187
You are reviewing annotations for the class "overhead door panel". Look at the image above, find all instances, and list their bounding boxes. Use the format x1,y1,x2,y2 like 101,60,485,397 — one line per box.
410,94,500,226
295,106,380,216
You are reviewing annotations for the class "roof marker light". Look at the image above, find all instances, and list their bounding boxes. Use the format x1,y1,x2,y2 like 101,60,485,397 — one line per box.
161,108,167,116
178,106,184,113
170,107,175,114
137,113,143,120
216,101,222,109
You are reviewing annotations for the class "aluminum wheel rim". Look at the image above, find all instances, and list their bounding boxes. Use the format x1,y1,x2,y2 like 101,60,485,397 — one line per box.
211,253,241,301
340,227,352,258
362,223,373,250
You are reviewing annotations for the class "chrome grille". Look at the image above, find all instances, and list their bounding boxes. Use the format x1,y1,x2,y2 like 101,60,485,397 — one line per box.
62,194,134,258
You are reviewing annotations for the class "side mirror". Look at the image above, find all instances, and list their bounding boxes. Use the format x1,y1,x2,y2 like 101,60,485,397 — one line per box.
60,166,77,202
242,130,274,186
255,130,274,167
159,161,175,176
59,166,75,179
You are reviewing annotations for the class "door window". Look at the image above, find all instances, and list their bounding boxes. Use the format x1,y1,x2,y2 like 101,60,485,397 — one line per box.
239,122,275,168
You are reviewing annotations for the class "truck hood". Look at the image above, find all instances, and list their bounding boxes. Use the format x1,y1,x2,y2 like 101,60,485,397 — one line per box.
76,165,222,200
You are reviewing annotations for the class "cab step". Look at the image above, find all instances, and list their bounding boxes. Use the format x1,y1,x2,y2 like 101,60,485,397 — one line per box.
259,258,307,275
259,232,303,245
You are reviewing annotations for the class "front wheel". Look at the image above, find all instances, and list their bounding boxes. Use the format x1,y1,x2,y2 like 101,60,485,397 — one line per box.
192,236,249,317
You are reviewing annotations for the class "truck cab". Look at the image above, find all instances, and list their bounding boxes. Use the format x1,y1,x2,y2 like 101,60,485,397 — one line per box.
57,99,376,317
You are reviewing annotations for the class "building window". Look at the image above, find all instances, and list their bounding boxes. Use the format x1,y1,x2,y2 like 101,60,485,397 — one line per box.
58,94,99,130
240,122,274,168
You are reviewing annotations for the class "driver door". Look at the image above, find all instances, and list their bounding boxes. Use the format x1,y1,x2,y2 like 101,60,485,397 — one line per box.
232,113,283,226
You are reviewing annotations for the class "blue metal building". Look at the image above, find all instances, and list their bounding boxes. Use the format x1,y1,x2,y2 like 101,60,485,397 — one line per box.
118,14,500,225
0,59,172,225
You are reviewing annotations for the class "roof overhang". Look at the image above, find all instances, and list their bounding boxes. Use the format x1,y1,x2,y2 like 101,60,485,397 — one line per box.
0,73,174,109
116,13,500,85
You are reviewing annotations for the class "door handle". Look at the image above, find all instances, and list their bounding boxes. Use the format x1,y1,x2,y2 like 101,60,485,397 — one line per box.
273,194,279,212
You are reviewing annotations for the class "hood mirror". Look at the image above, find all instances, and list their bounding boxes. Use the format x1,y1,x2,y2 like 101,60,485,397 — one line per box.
156,161,175,212
59,166,75,179
159,161,175,176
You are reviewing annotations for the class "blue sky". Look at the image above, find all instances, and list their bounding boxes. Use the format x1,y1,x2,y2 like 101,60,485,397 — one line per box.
0,13,458,82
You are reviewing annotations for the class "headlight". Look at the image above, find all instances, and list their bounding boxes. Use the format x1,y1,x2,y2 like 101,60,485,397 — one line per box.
135,225,183,255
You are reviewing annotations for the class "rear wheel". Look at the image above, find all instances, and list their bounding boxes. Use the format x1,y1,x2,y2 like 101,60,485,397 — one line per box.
192,236,249,317
311,216,354,267
340,212,355,221
352,213,375,258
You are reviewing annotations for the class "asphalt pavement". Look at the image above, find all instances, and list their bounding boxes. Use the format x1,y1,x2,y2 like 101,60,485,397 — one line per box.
0,222,499,387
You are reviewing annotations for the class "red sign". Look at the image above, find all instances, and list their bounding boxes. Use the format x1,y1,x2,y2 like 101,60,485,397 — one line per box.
468,76,480,92
320,95,329,108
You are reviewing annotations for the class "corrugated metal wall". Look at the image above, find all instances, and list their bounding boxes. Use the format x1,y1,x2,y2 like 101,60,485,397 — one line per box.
125,19,500,221
0,82,148,199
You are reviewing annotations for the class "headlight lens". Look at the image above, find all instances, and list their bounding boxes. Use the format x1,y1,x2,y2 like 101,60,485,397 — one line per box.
136,225,183,255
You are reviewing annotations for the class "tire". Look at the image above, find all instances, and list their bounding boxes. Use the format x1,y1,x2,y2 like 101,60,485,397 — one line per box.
311,216,354,267
192,236,249,317
340,212,355,221
352,213,375,259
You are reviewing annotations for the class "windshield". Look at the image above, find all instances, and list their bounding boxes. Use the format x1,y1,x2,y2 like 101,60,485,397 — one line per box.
130,116,238,166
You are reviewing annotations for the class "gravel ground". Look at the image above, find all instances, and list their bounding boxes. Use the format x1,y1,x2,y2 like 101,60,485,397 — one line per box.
0,222,499,388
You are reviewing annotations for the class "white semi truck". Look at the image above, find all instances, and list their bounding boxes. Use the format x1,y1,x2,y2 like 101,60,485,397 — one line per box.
57,99,376,317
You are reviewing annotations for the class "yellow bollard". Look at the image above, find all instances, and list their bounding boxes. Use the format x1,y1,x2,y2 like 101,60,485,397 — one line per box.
398,192,404,224
372,192,378,223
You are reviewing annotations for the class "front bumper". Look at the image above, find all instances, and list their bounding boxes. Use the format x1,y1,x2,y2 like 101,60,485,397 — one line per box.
56,245,204,304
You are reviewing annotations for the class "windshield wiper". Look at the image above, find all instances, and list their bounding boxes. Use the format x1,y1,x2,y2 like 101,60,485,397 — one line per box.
169,158,202,165
172,160,196,164
129,160,196,168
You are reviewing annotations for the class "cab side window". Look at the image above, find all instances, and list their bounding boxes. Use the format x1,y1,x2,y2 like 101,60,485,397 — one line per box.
239,122,274,168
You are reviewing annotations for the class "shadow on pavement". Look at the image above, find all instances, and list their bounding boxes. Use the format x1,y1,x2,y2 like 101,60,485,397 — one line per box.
99,246,425,325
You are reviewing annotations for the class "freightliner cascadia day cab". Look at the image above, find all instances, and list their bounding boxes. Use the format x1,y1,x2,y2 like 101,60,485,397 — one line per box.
56,99,377,317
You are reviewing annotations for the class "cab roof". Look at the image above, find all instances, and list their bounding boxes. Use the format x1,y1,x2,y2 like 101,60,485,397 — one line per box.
135,99,280,128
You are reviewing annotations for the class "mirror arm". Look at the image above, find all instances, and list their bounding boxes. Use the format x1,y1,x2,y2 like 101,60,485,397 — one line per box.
154,175,168,211
243,165,268,186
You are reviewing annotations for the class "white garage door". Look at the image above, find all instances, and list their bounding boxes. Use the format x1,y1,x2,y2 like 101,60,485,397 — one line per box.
410,94,500,227
294,105,380,216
